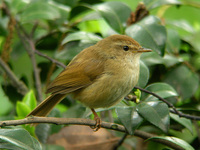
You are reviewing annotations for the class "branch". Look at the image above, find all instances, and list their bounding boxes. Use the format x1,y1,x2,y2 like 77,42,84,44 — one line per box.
15,24,43,102
35,50,66,69
0,57,28,95
28,39,44,102
0,117,184,150
135,86,200,120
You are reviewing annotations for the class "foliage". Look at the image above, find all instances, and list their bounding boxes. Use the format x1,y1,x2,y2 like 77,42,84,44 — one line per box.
0,0,200,149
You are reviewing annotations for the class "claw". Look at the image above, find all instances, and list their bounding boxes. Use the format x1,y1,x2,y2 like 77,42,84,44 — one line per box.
90,108,101,131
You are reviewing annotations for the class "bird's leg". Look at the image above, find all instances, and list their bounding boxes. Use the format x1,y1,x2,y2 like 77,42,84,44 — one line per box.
90,108,101,131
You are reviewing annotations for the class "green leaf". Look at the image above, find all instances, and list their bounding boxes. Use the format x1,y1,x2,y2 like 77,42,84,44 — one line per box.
141,51,163,66
136,101,170,132
164,65,199,100
163,54,183,67
0,128,42,150
149,136,194,150
57,32,102,61
22,90,37,110
0,78,13,116
166,29,181,53
7,0,28,14
49,1,70,22
144,0,182,9
126,16,167,56
62,31,102,45
78,20,102,33
93,1,131,33
170,128,196,144
10,53,34,89
116,106,143,134
137,61,150,87
20,1,60,22
16,101,31,117
143,82,178,101
170,113,193,134
184,31,200,53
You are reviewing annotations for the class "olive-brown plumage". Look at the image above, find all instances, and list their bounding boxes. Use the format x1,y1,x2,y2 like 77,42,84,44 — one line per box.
27,34,151,130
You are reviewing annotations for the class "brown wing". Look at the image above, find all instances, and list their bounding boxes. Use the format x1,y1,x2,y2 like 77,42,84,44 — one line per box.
46,49,105,95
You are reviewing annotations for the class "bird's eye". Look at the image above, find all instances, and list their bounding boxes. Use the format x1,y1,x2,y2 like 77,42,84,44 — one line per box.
123,46,129,51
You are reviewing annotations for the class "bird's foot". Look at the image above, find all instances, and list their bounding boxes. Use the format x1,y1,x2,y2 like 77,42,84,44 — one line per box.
90,108,101,131
90,116,101,132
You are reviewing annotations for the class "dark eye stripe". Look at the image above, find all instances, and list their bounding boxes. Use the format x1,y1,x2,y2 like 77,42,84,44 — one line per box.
123,46,129,51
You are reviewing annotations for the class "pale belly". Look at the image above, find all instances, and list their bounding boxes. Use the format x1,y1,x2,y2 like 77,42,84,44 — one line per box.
73,68,139,108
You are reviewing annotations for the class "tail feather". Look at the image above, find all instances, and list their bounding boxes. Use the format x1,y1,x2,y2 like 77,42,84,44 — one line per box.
27,94,66,117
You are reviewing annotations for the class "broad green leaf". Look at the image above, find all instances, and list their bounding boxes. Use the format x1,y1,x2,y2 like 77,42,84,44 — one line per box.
131,108,144,131
93,1,131,33
78,20,102,33
20,1,60,22
49,1,70,22
56,41,95,61
35,124,51,144
149,136,194,150
184,31,200,53
136,101,170,132
62,31,101,45
22,90,37,110
7,0,28,14
144,0,182,9
163,54,183,67
116,106,143,134
137,61,149,87
141,51,163,66
10,53,34,88
170,113,193,134
0,78,13,116
164,65,199,100
126,16,167,56
0,128,42,150
143,82,178,101
116,107,133,134
166,29,181,53
57,32,101,61
16,101,31,117
167,20,195,37
170,128,196,144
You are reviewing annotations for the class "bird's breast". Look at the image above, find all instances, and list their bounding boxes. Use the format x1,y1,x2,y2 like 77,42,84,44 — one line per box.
73,57,140,108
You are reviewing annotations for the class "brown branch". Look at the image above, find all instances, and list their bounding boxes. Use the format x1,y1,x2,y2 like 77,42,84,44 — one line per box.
135,86,200,120
0,57,28,95
28,39,43,102
0,117,184,150
35,50,66,69
15,24,43,102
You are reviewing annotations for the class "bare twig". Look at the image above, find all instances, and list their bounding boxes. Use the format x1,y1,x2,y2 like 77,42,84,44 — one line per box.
30,22,38,38
0,117,185,150
0,57,28,95
15,24,43,102
135,86,200,120
35,50,66,69
170,110,200,120
28,39,43,102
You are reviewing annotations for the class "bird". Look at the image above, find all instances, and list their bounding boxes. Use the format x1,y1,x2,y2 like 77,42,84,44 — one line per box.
27,34,152,131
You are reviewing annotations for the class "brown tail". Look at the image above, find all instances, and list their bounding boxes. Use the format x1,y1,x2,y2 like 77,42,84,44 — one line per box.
27,94,66,117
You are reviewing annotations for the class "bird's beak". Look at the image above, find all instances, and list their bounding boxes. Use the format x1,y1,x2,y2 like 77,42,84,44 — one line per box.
137,47,152,53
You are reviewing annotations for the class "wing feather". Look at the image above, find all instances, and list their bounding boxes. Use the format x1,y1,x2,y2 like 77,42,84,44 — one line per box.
46,48,105,94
